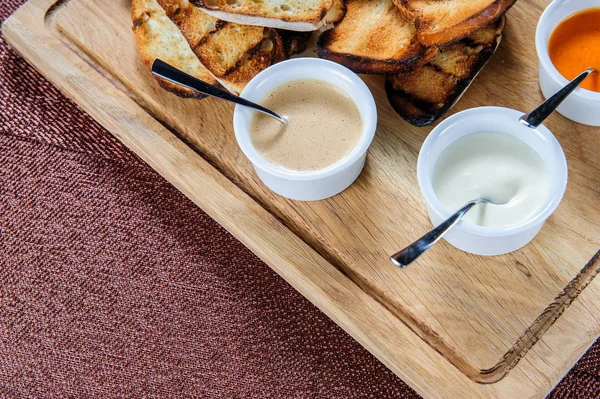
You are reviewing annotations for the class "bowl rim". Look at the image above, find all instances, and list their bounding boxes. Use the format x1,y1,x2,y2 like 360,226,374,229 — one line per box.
536,0,600,101
417,106,569,238
233,58,377,182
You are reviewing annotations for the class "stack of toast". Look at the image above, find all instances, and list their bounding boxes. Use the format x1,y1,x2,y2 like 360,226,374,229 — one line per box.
133,0,515,126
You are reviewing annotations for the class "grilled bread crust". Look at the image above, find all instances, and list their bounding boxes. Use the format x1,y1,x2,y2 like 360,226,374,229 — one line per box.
190,0,345,31
132,0,216,98
394,0,515,46
317,0,438,74
386,17,505,126
156,0,285,95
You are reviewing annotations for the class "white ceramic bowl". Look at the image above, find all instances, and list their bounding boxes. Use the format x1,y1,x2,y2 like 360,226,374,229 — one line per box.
417,107,568,256
233,58,377,201
536,0,600,126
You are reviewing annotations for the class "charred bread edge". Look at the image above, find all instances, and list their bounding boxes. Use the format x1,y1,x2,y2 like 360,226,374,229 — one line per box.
190,0,346,31
316,35,438,74
415,0,515,47
386,18,504,126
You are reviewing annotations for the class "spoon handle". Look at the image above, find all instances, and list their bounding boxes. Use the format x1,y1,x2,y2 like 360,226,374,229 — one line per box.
390,199,482,268
151,59,287,124
520,68,595,128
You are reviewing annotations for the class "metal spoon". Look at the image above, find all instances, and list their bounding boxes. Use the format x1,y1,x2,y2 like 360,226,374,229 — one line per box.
389,197,509,268
520,68,595,128
151,59,288,125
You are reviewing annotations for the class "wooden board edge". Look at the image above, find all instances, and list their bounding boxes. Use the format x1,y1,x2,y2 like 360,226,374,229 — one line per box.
2,1,599,397
49,0,600,384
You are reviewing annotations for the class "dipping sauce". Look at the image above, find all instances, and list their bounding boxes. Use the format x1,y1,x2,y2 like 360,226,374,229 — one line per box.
433,133,549,228
250,79,362,172
548,7,600,92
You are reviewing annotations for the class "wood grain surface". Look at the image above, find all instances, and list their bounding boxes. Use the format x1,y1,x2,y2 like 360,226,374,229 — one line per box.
3,0,599,397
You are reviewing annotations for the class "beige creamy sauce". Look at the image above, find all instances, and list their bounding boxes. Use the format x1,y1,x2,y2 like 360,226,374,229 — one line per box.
433,132,549,228
250,79,362,172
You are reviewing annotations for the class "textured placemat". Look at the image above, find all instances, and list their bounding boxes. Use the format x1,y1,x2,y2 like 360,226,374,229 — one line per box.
1,1,599,397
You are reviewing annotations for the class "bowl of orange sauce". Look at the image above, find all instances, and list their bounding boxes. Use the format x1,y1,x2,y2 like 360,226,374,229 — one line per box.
536,0,600,126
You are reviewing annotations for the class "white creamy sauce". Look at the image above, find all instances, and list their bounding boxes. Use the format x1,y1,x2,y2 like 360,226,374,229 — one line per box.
432,132,549,228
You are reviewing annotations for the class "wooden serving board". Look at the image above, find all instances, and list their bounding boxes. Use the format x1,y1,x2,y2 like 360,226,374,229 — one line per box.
4,0,599,397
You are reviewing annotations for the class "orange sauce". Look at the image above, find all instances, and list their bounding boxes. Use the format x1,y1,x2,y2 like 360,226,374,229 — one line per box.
548,7,600,92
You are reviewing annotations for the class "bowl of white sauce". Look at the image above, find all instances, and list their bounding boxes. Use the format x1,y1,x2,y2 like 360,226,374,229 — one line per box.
417,106,568,256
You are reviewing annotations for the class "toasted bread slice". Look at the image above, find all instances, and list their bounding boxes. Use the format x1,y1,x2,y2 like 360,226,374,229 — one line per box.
132,0,216,97
317,0,437,74
156,0,285,94
191,0,345,31
394,0,515,46
386,17,505,126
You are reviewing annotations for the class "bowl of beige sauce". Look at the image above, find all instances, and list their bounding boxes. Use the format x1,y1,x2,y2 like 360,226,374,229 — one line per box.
234,58,377,201
418,106,568,256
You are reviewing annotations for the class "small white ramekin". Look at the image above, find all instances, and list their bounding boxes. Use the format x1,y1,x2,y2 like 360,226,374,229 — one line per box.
536,0,600,126
417,107,568,256
233,58,377,201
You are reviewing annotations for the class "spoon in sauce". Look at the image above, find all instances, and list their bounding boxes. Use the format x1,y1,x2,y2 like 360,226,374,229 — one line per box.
151,59,288,125
389,197,510,268
520,68,595,128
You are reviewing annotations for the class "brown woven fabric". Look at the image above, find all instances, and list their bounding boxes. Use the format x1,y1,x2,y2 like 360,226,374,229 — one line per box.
1,2,599,398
